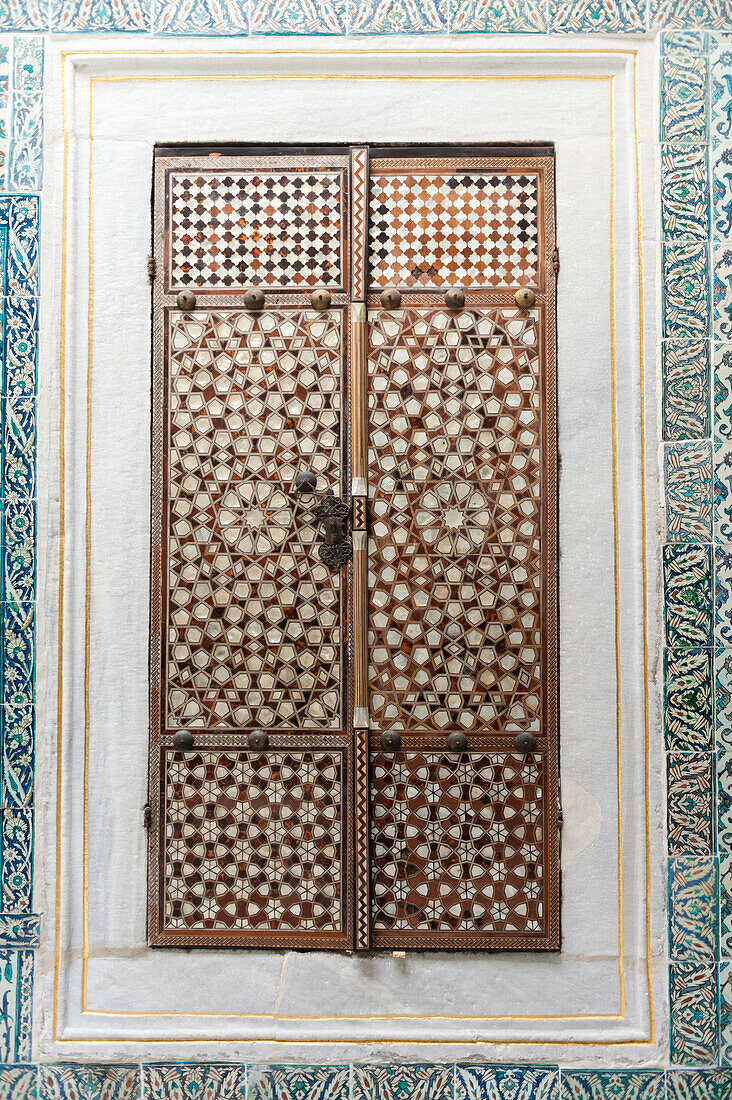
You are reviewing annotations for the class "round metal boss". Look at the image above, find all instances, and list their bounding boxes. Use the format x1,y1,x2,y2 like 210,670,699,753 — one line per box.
444,288,466,310
380,288,402,310
176,291,197,312
294,470,317,494
247,731,269,750
514,731,537,753
172,730,194,750
446,731,469,752
514,288,536,309
310,289,332,311
380,730,402,751
244,288,266,311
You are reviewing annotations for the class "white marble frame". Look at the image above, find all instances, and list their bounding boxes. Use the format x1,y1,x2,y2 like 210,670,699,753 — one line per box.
35,38,664,1064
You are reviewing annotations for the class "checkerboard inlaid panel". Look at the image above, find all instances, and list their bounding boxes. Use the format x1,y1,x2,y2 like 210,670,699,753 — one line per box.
168,169,345,290
368,170,540,289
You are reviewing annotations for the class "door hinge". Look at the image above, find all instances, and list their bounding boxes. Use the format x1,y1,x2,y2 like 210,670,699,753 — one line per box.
557,780,563,830
147,255,156,284
551,246,560,279
143,803,152,830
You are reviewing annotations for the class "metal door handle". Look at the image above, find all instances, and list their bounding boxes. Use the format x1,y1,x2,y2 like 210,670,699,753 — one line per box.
313,489,352,571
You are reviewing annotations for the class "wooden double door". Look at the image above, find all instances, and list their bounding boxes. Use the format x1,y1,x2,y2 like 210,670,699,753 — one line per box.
147,145,559,951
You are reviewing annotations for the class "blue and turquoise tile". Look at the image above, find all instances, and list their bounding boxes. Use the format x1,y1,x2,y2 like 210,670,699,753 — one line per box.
451,0,544,31
714,342,732,439
665,647,713,750
456,1066,558,1100
1,807,31,911
250,0,346,33
353,1066,451,1100
9,89,42,194
3,600,33,708
0,915,38,949
668,854,717,959
670,961,719,1065
152,0,250,34
721,961,732,1064
667,751,715,853
560,1072,664,1100
721,851,732,956
718,749,732,849
714,438,732,541
712,46,732,144
2,703,33,808
3,397,35,500
144,1065,244,1100
3,296,38,397
667,1070,732,1100
548,0,644,32
349,0,448,34
714,243,732,342
51,0,150,32
712,144,732,240
12,38,41,98
716,648,732,748
661,31,709,57
663,241,710,339
666,440,712,541
663,339,710,439
0,197,37,299
0,1,46,32
41,1067,140,1100
650,0,732,30
0,950,32,1062
4,499,34,606
0,1065,37,1100
663,144,710,240
249,1066,347,1100
716,544,732,645
661,54,709,145
664,543,713,647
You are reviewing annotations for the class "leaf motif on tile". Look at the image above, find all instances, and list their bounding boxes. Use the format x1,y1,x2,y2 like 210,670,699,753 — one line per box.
665,647,712,751
456,1065,558,1100
0,0,47,31
0,1065,37,1100
250,0,346,33
667,754,715,854
661,55,708,144
650,0,732,31
353,1066,452,1100
714,245,732,342
712,47,732,143
41,1067,140,1100
560,1071,665,1100
51,0,150,31
663,242,710,339
664,543,713,647
716,648,732,749
550,0,644,33
668,854,717,960
143,1064,246,1100
715,544,732,646
667,1069,732,1100
248,1066,348,1100
349,0,447,34
670,961,719,1065
662,144,710,240
451,0,545,32
663,339,710,440
153,0,249,34
666,440,712,541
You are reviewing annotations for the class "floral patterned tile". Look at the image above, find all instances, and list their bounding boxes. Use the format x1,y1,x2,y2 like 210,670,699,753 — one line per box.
666,439,713,541
721,851,732,957
549,0,644,32
664,542,713,647
668,854,718,960
0,1066,37,1100
714,242,732,342
663,339,710,440
712,144,732,240
718,748,732,849
667,753,715,853
145,1065,246,1100
249,1067,348,1100
152,0,250,34
650,0,732,30
40,1067,140,1100
451,0,545,32
666,1069,732,1099
670,961,719,1065
9,86,41,193
348,0,448,34
3,598,34,709
456,1066,558,1100
2,702,33,807
250,0,346,33
661,30,710,56
3,296,37,398
711,45,732,144
716,543,732,646
715,342,732,440
663,241,710,340
661,54,709,144
663,144,710,240
714,437,732,540
665,647,713,750
12,37,41,97
51,0,150,31
721,961,732,1064
560,1072,664,1100
0,0,47,32
4,395,35,500
353,1066,451,1100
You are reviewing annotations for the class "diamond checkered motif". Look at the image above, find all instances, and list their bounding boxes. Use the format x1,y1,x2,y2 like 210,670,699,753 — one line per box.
169,170,344,289
368,172,539,288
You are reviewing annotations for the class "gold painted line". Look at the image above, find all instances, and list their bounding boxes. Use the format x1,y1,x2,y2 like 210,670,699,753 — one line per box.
633,50,655,1045
94,74,612,83
82,1008,624,1021
60,47,639,57
53,48,71,1048
50,1034,655,1046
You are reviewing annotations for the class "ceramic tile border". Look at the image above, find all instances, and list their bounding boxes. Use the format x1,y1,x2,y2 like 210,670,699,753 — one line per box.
0,0,726,1087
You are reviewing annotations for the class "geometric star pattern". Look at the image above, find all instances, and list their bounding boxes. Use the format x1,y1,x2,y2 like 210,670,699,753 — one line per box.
368,306,542,735
370,751,545,935
166,308,344,729
169,170,344,289
368,172,539,288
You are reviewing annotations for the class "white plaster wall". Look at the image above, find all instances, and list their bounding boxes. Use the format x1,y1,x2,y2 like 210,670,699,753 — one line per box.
34,38,665,1064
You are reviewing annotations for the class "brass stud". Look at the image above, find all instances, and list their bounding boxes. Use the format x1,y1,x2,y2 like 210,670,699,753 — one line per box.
176,291,197,312
248,731,269,750
172,730,194,750
244,288,266,311
380,730,402,751
310,289,332,311
446,731,468,752
515,288,536,309
444,288,465,310
514,731,537,753
380,288,402,310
